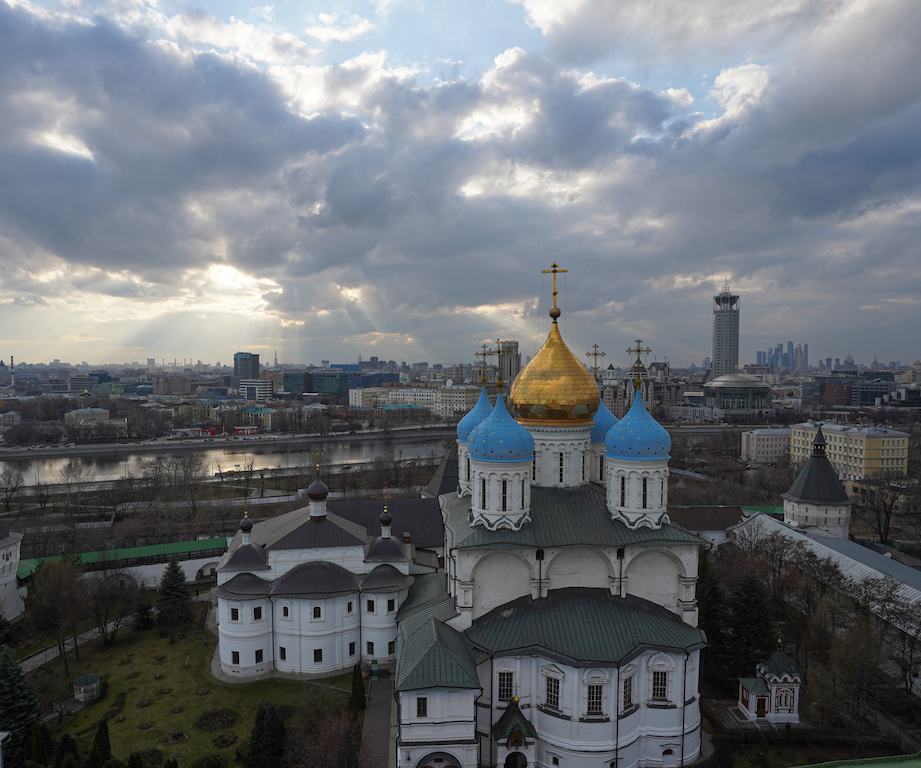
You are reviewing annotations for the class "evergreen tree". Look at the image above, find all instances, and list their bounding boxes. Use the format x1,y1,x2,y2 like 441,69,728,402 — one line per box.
127,754,144,768
29,721,51,765
163,759,180,768
133,591,154,631
696,551,732,684
91,721,112,767
349,664,366,712
248,704,286,768
0,646,41,768
156,558,192,636
728,572,775,677
54,735,78,768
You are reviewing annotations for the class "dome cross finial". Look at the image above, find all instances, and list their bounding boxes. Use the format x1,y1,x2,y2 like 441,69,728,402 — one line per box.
627,339,651,364
474,342,499,386
586,343,606,382
542,262,568,320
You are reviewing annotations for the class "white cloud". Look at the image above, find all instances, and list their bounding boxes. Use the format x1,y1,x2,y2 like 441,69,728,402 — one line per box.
165,11,319,65
304,12,374,43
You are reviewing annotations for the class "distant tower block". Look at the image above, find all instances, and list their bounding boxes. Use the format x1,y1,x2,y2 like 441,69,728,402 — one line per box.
712,281,740,378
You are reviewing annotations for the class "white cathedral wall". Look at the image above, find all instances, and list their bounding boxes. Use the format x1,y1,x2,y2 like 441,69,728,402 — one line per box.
361,589,403,666
274,593,360,675
468,459,532,530
268,545,368,579
398,689,479,768
474,650,701,768
527,424,593,488
451,542,697,630
0,536,24,620
217,597,274,676
590,444,607,484
458,442,472,496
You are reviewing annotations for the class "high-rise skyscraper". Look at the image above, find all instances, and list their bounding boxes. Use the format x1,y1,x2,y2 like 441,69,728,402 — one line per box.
711,281,740,377
499,340,522,387
234,351,260,379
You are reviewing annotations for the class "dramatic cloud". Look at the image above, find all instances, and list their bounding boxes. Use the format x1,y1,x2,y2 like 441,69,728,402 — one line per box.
0,0,919,366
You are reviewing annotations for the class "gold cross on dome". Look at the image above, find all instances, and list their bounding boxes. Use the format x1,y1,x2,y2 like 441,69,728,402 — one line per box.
474,342,497,386
585,344,606,382
627,339,651,363
495,339,505,393
542,262,567,308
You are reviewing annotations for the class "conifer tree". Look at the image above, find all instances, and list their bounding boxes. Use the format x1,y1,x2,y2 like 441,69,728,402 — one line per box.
0,646,41,768
248,704,286,768
29,721,51,765
157,558,192,636
164,759,180,768
728,572,775,677
349,663,366,711
696,551,732,684
91,720,112,767
127,753,144,768
54,734,78,768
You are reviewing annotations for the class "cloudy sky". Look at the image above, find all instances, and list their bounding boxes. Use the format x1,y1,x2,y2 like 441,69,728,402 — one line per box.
1,0,920,369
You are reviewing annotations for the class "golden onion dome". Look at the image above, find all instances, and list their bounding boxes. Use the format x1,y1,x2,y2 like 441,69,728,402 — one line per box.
510,318,600,425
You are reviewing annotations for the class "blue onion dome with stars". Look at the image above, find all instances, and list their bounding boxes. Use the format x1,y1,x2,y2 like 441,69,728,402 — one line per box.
468,393,535,462
590,400,618,443
457,386,493,443
604,392,671,460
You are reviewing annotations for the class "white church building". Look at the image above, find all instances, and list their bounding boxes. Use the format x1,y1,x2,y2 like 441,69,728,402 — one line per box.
214,276,708,768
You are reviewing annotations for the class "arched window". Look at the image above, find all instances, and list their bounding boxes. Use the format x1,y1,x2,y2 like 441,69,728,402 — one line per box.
481,477,487,508
642,477,648,509
559,452,564,483
620,476,626,507
466,456,470,481
501,479,508,511
521,478,526,509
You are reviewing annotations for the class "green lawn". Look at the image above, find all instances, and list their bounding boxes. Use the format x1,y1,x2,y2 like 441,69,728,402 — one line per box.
32,605,354,766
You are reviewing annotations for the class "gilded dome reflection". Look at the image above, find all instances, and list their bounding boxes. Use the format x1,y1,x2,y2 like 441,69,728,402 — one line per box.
509,321,600,425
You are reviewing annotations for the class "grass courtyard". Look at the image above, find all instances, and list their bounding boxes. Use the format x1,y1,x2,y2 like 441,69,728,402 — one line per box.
29,604,355,766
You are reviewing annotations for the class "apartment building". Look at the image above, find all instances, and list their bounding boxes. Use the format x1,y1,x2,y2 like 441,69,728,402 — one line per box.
790,421,909,481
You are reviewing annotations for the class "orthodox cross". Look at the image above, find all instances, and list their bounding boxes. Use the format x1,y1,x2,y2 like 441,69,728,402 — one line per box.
585,344,606,382
495,339,505,393
541,262,567,308
474,342,497,385
627,339,651,364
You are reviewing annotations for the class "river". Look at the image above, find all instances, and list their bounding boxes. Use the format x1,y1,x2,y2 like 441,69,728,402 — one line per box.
0,432,452,484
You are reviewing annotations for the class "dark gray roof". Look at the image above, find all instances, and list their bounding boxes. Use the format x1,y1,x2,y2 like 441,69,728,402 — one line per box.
783,452,851,505
365,536,410,563
272,561,359,598
270,514,368,550
218,543,270,572
360,564,413,593
396,618,480,692
465,588,707,666
668,507,745,531
330,498,444,548
446,485,703,551
212,572,272,600
422,454,459,499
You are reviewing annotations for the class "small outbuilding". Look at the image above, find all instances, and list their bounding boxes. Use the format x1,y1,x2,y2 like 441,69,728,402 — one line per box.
738,642,801,723
72,674,102,703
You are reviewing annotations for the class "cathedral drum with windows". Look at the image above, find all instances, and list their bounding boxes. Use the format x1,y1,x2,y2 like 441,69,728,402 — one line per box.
395,278,707,768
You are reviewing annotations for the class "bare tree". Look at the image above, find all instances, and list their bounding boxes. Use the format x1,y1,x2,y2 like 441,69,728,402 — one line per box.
86,566,142,645
28,558,88,677
0,466,24,513
852,471,908,544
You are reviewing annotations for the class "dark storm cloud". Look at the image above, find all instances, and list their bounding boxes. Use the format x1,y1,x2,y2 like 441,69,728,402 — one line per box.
1,0,920,364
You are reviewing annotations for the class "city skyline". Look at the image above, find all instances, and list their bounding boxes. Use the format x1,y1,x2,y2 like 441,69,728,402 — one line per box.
1,0,920,367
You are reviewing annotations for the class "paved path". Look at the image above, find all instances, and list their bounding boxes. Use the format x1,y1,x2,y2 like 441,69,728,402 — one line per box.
360,679,395,768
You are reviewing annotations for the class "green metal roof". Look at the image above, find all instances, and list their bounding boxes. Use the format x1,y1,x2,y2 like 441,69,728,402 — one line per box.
794,753,921,768
492,698,537,742
740,506,783,516
396,573,458,637
17,537,229,579
465,587,707,666
739,677,769,693
445,485,704,551
395,618,480,692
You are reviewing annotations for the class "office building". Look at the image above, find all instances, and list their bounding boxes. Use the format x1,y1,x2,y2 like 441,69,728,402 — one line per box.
711,282,740,377
790,422,909,481
234,352,260,379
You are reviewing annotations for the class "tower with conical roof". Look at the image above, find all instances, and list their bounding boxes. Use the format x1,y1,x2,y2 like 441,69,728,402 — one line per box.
509,263,599,488
782,426,852,537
